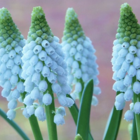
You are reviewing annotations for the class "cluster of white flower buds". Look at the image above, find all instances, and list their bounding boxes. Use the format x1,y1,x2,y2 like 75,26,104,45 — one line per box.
0,8,25,120
61,8,101,105
112,3,140,121
21,7,74,122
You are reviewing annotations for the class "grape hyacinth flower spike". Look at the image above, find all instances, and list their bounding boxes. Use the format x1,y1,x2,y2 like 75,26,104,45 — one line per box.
61,8,101,104
21,7,74,122
0,8,25,119
111,3,140,121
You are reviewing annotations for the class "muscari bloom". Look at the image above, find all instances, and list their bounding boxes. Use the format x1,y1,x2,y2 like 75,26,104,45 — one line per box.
21,7,74,122
0,8,25,119
61,8,101,105
112,3,140,121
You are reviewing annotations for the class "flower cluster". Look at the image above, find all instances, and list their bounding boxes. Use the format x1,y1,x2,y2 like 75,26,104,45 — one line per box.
112,3,140,121
21,7,74,122
61,8,101,105
0,8,25,119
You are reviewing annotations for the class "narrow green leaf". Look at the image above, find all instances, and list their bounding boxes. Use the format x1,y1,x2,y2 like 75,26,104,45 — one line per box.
103,92,123,140
0,108,30,140
76,79,94,140
67,94,93,140
131,116,137,140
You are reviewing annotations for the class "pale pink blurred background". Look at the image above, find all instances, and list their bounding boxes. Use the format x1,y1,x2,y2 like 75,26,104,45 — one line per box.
0,0,140,140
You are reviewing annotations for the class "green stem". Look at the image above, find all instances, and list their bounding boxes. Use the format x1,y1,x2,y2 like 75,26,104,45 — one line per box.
131,115,137,140
22,92,43,140
132,77,140,140
44,81,58,140
79,78,85,102
133,93,140,140
0,108,30,140
28,115,43,140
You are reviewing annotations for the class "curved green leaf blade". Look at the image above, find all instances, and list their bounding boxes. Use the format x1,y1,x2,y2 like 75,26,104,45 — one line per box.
103,92,123,140
131,116,138,140
0,108,30,140
76,79,94,140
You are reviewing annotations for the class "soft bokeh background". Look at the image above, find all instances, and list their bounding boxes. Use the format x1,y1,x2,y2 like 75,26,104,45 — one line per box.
0,0,140,140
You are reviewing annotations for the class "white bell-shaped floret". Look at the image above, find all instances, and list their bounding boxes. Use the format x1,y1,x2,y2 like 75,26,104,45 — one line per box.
10,75,18,85
54,114,65,125
133,102,140,114
35,106,46,121
6,59,14,69
42,93,52,105
39,51,47,61
26,65,34,76
129,103,134,110
48,72,57,83
124,89,133,101
69,47,76,56
118,48,128,57
26,106,35,116
94,87,101,95
75,52,81,61
35,61,43,73
23,50,33,60
75,82,82,93
3,81,12,91
123,75,132,87
117,69,126,79
9,50,16,59
4,70,12,79
77,44,83,52
115,93,125,103
115,101,125,110
12,65,20,75
126,53,134,63
124,110,134,121
45,56,53,67
45,47,55,55
82,73,89,82
74,69,82,79
133,81,140,94
30,87,40,100
7,110,16,120
129,46,137,54
12,89,20,99
128,65,136,77
28,41,36,49
29,55,38,66
137,49,140,58
66,97,74,107
61,84,71,94
115,57,125,65
56,106,66,116
52,83,62,94
1,88,10,97
42,40,50,48
24,95,34,106
22,108,30,118
8,100,17,109
42,66,50,77
0,48,5,56
33,45,42,54
133,57,140,69
32,72,40,85
39,80,48,92
91,96,98,106
1,54,8,63
0,63,7,73
121,42,129,49
17,82,24,93
14,55,22,65
121,61,130,72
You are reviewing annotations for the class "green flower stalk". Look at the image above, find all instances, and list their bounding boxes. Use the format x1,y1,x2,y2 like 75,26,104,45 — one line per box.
61,8,101,105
